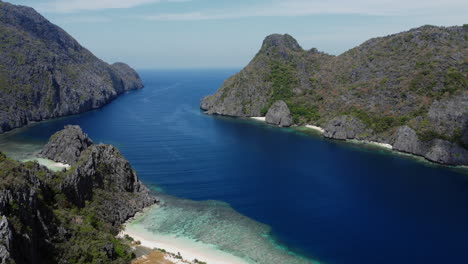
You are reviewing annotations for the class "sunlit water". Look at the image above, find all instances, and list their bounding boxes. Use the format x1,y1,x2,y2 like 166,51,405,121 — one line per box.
1,69,468,264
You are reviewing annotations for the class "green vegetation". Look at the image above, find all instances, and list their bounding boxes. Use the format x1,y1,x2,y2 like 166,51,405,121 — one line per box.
415,124,468,149
289,104,320,124
344,108,404,133
0,154,135,264
266,61,297,102
442,67,467,94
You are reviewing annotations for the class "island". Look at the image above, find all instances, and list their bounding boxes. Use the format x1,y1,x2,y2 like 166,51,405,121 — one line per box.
201,25,468,166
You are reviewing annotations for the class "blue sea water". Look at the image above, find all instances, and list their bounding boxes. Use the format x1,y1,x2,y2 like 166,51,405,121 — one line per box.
1,69,468,264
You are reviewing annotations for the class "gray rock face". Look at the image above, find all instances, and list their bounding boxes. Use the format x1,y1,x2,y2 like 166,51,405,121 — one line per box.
39,125,93,164
323,115,370,140
0,125,157,263
391,126,426,155
0,159,57,264
265,100,293,127
0,2,143,134
200,34,308,117
425,139,468,165
427,92,468,139
391,126,468,166
45,127,158,224
0,216,12,264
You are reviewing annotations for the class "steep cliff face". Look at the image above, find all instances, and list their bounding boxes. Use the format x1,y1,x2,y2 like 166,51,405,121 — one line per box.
201,25,468,166
0,126,157,264
0,1,143,133
265,100,293,127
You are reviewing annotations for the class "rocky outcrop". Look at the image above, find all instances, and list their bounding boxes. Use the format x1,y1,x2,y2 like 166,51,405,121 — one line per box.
201,25,468,166
424,139,468,165
391,126,468,166
200,33,310,117
62,144,156,224
391,126,426,155
39,126,157,224
39,125,93,164
0,126,157,263
0,216,12,263
323,116,371,140
0,1,144,134
265,100,293,127
0,158,58,264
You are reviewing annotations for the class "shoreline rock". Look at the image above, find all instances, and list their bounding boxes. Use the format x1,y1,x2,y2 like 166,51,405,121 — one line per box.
0,126,157,263
265,100,293,127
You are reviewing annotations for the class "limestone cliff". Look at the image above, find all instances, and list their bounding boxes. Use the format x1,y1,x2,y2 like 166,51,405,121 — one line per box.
0,1,143,133
201,25,468,166
0,126,157,263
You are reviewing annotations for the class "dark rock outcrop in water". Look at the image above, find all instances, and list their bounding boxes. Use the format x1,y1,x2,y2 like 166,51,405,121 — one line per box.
265,100,293,127
0,1,143,134
39,125,93,164
201,25,468,166
0,126,157,264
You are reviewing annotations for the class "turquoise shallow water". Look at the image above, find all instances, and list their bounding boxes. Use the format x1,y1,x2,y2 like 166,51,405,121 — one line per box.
131,192,315,264
1,69,468,264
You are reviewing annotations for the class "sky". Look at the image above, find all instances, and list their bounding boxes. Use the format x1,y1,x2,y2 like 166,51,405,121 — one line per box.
7,0,468,69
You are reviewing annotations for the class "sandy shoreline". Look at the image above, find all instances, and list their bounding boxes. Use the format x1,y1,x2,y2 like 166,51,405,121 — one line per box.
250,117,393,150
250,116,266,122
21,157,71,172
120,215,249,264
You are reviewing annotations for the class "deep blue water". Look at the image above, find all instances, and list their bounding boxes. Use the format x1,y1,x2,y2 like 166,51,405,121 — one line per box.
2,69,468,264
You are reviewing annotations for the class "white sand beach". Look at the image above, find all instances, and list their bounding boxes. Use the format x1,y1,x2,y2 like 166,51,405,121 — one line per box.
248,117,394,150
121,224,249,264
250,116,266,122
21,157,71,172
304,125,325,134
347,139,393,150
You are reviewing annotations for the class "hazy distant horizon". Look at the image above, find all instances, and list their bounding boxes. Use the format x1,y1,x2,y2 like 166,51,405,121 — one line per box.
7,0,468,69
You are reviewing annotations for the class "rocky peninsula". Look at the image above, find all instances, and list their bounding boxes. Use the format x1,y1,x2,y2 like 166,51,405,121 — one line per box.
201,25,468,166
0,125,157,263
0,1,143,134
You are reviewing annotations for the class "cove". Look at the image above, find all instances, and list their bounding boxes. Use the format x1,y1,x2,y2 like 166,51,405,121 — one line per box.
1,69,468,264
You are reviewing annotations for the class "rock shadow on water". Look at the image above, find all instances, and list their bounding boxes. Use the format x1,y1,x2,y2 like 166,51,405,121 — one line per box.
128,192,319,264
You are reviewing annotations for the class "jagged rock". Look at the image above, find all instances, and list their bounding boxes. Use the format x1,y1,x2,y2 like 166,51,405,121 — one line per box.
43,126,158,224
424,139,468,165
62,144,155,207
200,33,308,117
323,115,370,140
64,143,156,225
0,216,12,264
0,160,57,264
39,125,93,164
0,125,158,263
261,34,303,60
391,126,468,165
0,2,143,134
391,126,427,155
265,100,293,127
